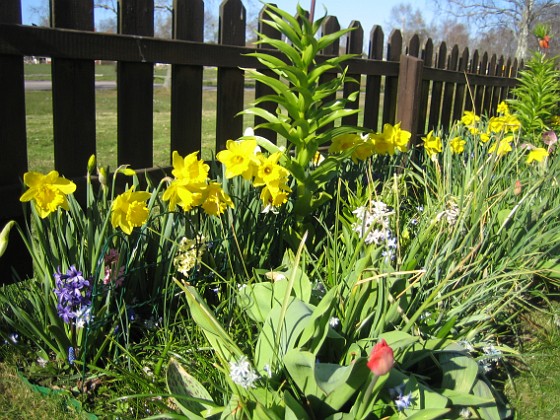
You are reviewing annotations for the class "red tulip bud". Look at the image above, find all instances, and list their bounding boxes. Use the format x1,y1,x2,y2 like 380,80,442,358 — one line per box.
367,338,394,376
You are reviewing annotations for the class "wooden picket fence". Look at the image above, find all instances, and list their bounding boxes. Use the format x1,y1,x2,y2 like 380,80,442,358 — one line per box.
0,0,520,280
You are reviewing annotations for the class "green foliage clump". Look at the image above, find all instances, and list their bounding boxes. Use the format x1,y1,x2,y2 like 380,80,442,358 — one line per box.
508,52,560,140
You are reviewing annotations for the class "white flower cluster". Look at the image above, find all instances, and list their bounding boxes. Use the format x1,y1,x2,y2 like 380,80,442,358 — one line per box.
460,339,503,373
352,202,395,245
436,201,460,226
173,235,205,276
229,356,260,389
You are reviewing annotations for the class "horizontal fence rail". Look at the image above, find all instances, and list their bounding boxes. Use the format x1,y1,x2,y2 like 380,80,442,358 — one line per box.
0,0,520,279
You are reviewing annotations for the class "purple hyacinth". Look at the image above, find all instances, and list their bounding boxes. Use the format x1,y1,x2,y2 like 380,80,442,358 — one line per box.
53,265,92,325
68,346,76,365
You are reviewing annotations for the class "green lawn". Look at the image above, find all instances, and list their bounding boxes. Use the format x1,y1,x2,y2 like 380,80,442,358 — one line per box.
24,86,259,173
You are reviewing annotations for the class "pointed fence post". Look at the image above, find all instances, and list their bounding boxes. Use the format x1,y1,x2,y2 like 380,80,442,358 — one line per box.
396,54,423,148
171,0,204,158
117,0,154,168
216,0,246,151
363,25,383,131
342,20,363,127
0,0,31,281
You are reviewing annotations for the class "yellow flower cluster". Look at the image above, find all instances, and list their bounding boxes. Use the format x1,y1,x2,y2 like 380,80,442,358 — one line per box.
163,151,234,216
458,102,549,163
460,102,521,156
20,170,77,218
328,123,411,160
111,187,151,235
422,130,442,159
217,139,291,208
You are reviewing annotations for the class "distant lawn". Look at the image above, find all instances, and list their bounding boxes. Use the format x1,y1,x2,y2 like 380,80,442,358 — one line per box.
25,86,259,173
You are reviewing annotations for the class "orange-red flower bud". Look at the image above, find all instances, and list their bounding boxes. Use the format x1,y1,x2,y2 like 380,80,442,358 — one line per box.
539,35,550,49
367,338,394,376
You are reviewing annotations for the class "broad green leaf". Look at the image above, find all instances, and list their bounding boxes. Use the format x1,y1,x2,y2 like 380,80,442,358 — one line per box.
176,280,243,362
471,378,502,420
440,389,494,406
255,298,313,370
405,408,452,419
439,351,478,394
297,286,336,353
166,357,215,418
284,390,310,420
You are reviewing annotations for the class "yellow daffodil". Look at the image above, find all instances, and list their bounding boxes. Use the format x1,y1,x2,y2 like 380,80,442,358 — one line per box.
369,123,411,155
479,132,491,143
328,133,360,154
254,152,289,187
488,116,505,133
260,183,291,207
449,136,466,154
216,139,260,180
461,110,480,126
111,187,151,235
20,170,77,218
202,182,234,216
504,114,521,132
488,138,513,156
352,138,376,162
171,151,209,184
497,101,510,115
162,180,205,212
422,130,443,158
526,147,548,164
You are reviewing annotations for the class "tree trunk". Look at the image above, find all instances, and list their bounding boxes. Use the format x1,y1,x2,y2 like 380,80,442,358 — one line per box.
515,0,534,60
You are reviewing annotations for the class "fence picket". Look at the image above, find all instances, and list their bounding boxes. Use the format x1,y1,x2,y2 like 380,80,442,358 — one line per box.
428,42,447,130
452,47,469,123
51,0,96,179
440,44,459,129
0,0,30,279
465,49,479,112
383,29,402,125
342,20,363,127
117,0,154,168
417,37,433,134
216,0,246,151
363,25,383,131
170,0,204,159
483,54,498,115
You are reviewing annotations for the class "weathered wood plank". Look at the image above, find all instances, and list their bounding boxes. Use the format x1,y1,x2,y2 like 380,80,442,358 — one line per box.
170,0,204,158
342,20,363,127
396,54,423,143
117,0,154,168
452,47,469,123
216,0,246,151
383,29,402,125
363,25,384,131
417,38,433,134
0,24,398,75
474,52,488,115
428,42,447,131
51,0,96,178
0,0,30,281
440,44,458,129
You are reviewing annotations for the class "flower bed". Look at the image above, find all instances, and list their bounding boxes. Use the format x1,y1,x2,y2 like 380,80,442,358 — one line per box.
1,5,560,419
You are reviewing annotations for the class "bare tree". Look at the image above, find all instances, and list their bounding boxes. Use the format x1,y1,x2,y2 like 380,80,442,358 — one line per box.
434,0,560,59
386,3,435,46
